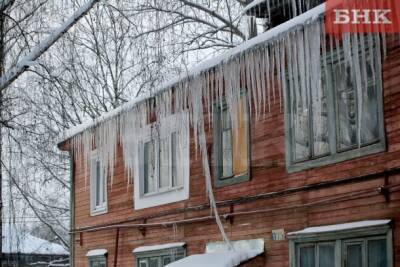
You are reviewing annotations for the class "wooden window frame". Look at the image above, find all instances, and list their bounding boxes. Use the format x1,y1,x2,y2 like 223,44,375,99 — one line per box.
288,223,393,267
213,92,251,187
284,40,386,173
90,150,108,216
134,246,186,267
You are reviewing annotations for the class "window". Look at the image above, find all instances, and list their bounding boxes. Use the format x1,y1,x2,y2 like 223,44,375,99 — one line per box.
87,249,107,267
285,40,385,172
133,244,186,267
288,220,393,267
89,257,106,267
90,151,107,215
142,132,183,195
213,93,250,187
134,112,189,210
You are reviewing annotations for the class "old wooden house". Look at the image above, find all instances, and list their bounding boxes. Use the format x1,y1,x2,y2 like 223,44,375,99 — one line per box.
58,0,400,266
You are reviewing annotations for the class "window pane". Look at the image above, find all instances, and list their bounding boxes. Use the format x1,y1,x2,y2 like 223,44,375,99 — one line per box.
95,161,101,206
148,257,159,267
102,170,106,206
159,137,170,189
139,259,148,267
299,246,315,267
312,75,329,157
336,55,379,151
318,244,335,267
361,62,379,144
346,243,363,267
221,108,233,177
368,239,387,267
162,256,172,266
336,64,358,150
292,94,310,161
171,132,183,187
144,140,156,194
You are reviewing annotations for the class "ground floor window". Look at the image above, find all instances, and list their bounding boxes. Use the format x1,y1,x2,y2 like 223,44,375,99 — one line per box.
133,243,186,267
87,249,107,267
288,220,392,267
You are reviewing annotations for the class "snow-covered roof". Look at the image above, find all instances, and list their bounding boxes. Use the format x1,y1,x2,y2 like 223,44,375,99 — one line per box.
166,250,263,267
287,220,391,236
86,249,107,257
133,242,186,253
2,225,69,255
58,3,326,144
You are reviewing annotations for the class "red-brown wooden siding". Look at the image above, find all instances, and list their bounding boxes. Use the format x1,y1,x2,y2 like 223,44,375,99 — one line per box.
70,40,400,267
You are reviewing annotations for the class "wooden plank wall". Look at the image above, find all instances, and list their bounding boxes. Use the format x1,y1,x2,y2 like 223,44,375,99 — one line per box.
71,39,400,267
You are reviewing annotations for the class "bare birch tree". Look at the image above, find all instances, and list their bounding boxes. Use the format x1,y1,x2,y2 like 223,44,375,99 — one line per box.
2,0,251,255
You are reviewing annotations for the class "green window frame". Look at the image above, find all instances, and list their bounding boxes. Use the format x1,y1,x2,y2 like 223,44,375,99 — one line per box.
213,92,251,187
284,39,385,173
134,246,186,267
88,256,107,267
288,222,393,267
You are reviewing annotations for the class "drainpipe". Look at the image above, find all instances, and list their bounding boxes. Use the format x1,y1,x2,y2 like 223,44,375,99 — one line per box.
69,151,75,267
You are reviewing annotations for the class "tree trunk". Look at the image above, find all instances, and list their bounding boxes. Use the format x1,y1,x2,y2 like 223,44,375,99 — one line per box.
0,6,5,260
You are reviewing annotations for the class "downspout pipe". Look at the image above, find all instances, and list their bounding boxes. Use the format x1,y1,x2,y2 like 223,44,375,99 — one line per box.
69,151,75,267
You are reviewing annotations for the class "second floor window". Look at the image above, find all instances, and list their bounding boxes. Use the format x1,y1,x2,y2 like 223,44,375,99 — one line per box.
134,112,190,210
142,131,183,195
213,93,250,187
285,40,385,172
90,151,107,215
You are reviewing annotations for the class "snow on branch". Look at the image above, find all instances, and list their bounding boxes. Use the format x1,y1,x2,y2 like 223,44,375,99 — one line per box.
0,0,102,91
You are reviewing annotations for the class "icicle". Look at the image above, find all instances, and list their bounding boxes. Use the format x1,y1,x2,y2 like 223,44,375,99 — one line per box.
189,79,233,250
264,46,271,113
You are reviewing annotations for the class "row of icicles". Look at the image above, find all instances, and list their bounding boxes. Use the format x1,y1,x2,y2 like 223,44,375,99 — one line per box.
70,16,386,246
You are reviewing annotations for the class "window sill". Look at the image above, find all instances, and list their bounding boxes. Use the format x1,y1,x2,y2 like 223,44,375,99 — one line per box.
90,206,108,216
286,141,386,173
214,172,250,188
134,185,189,210
142,186,184,198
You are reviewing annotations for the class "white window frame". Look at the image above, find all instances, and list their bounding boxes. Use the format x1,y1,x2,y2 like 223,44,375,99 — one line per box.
134,112,190,210
90,151,108,216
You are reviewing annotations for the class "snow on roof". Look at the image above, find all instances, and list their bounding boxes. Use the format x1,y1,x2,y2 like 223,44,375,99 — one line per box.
86,249,107,257
2,225,69,255
166,250,263,267
132,242,186,253
58,3,325,144
287,220,391,236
